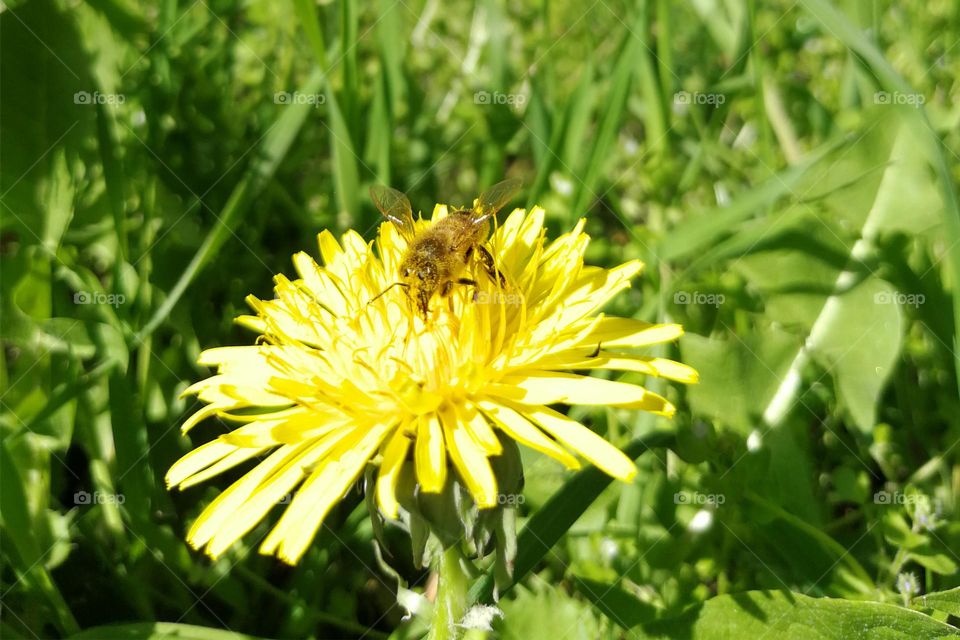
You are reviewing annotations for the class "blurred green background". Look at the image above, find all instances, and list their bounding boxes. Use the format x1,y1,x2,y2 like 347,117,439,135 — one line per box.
3,0,960,638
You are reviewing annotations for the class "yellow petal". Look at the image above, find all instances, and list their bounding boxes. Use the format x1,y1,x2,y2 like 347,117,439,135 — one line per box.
269,413,352,444
577,318,684,348
197,345,264,368
487,371,676,415
599,355,698,383
204,432,350,558
458,403,503,456
547,260,644,325
494,207,544,276
476,400,581,470
523,351,700,384
187,443,308,550
376,427,411,519
511,402,637,482
441,407,498,508
166,440,238,488
234,314,266,333
284,257,348,317
316,230,343,266
181,404,224,434
219,411,348,447
415,414,446,493
179,446,270,489
260,422,391,564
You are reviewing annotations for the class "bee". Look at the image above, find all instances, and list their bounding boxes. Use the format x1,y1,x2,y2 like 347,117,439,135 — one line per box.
369,178,522,318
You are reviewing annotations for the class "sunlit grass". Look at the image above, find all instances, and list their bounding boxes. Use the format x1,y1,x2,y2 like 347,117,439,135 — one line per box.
2,0,959,638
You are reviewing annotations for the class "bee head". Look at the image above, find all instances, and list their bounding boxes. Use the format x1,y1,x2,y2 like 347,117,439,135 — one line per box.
399,257,439,318
400,260,437,286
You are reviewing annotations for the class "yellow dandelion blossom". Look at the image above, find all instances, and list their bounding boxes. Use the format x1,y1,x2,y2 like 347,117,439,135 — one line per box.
166,204,698,564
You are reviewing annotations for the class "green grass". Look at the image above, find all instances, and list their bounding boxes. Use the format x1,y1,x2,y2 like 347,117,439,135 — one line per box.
2,0,960,638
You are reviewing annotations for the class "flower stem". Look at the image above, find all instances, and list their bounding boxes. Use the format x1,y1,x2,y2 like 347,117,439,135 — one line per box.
429,545,468,640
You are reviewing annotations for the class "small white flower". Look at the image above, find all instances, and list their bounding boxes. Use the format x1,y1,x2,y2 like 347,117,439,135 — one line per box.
457,605,504,631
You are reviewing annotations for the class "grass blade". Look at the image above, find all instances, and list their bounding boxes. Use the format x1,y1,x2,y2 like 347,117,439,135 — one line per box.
659,136,844,262
293,0,361,224
570,12,641,216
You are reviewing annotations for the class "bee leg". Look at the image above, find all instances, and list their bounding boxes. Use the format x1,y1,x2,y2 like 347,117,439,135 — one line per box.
440,278,478,295
455,277,480,302
477,245,506,288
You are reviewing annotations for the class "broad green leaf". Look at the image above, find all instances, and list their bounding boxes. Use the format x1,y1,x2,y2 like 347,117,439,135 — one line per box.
810,278,903,433
729,212,853,330
631,590,960,639
71,622,267,640
799,0,960,398
681,327,796,435
757,122,923,432
917,586,960,617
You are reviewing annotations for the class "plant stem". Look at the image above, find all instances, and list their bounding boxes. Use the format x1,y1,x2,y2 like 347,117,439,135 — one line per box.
429,546,468,640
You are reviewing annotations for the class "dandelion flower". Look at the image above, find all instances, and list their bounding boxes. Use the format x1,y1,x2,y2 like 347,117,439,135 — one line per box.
166,204,698,564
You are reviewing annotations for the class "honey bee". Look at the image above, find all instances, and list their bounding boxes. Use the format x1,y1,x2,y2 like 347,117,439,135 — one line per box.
369,178,522,318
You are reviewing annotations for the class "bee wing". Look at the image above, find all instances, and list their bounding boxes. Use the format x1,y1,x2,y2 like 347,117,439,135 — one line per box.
369,185,416,241
471,178,522,224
